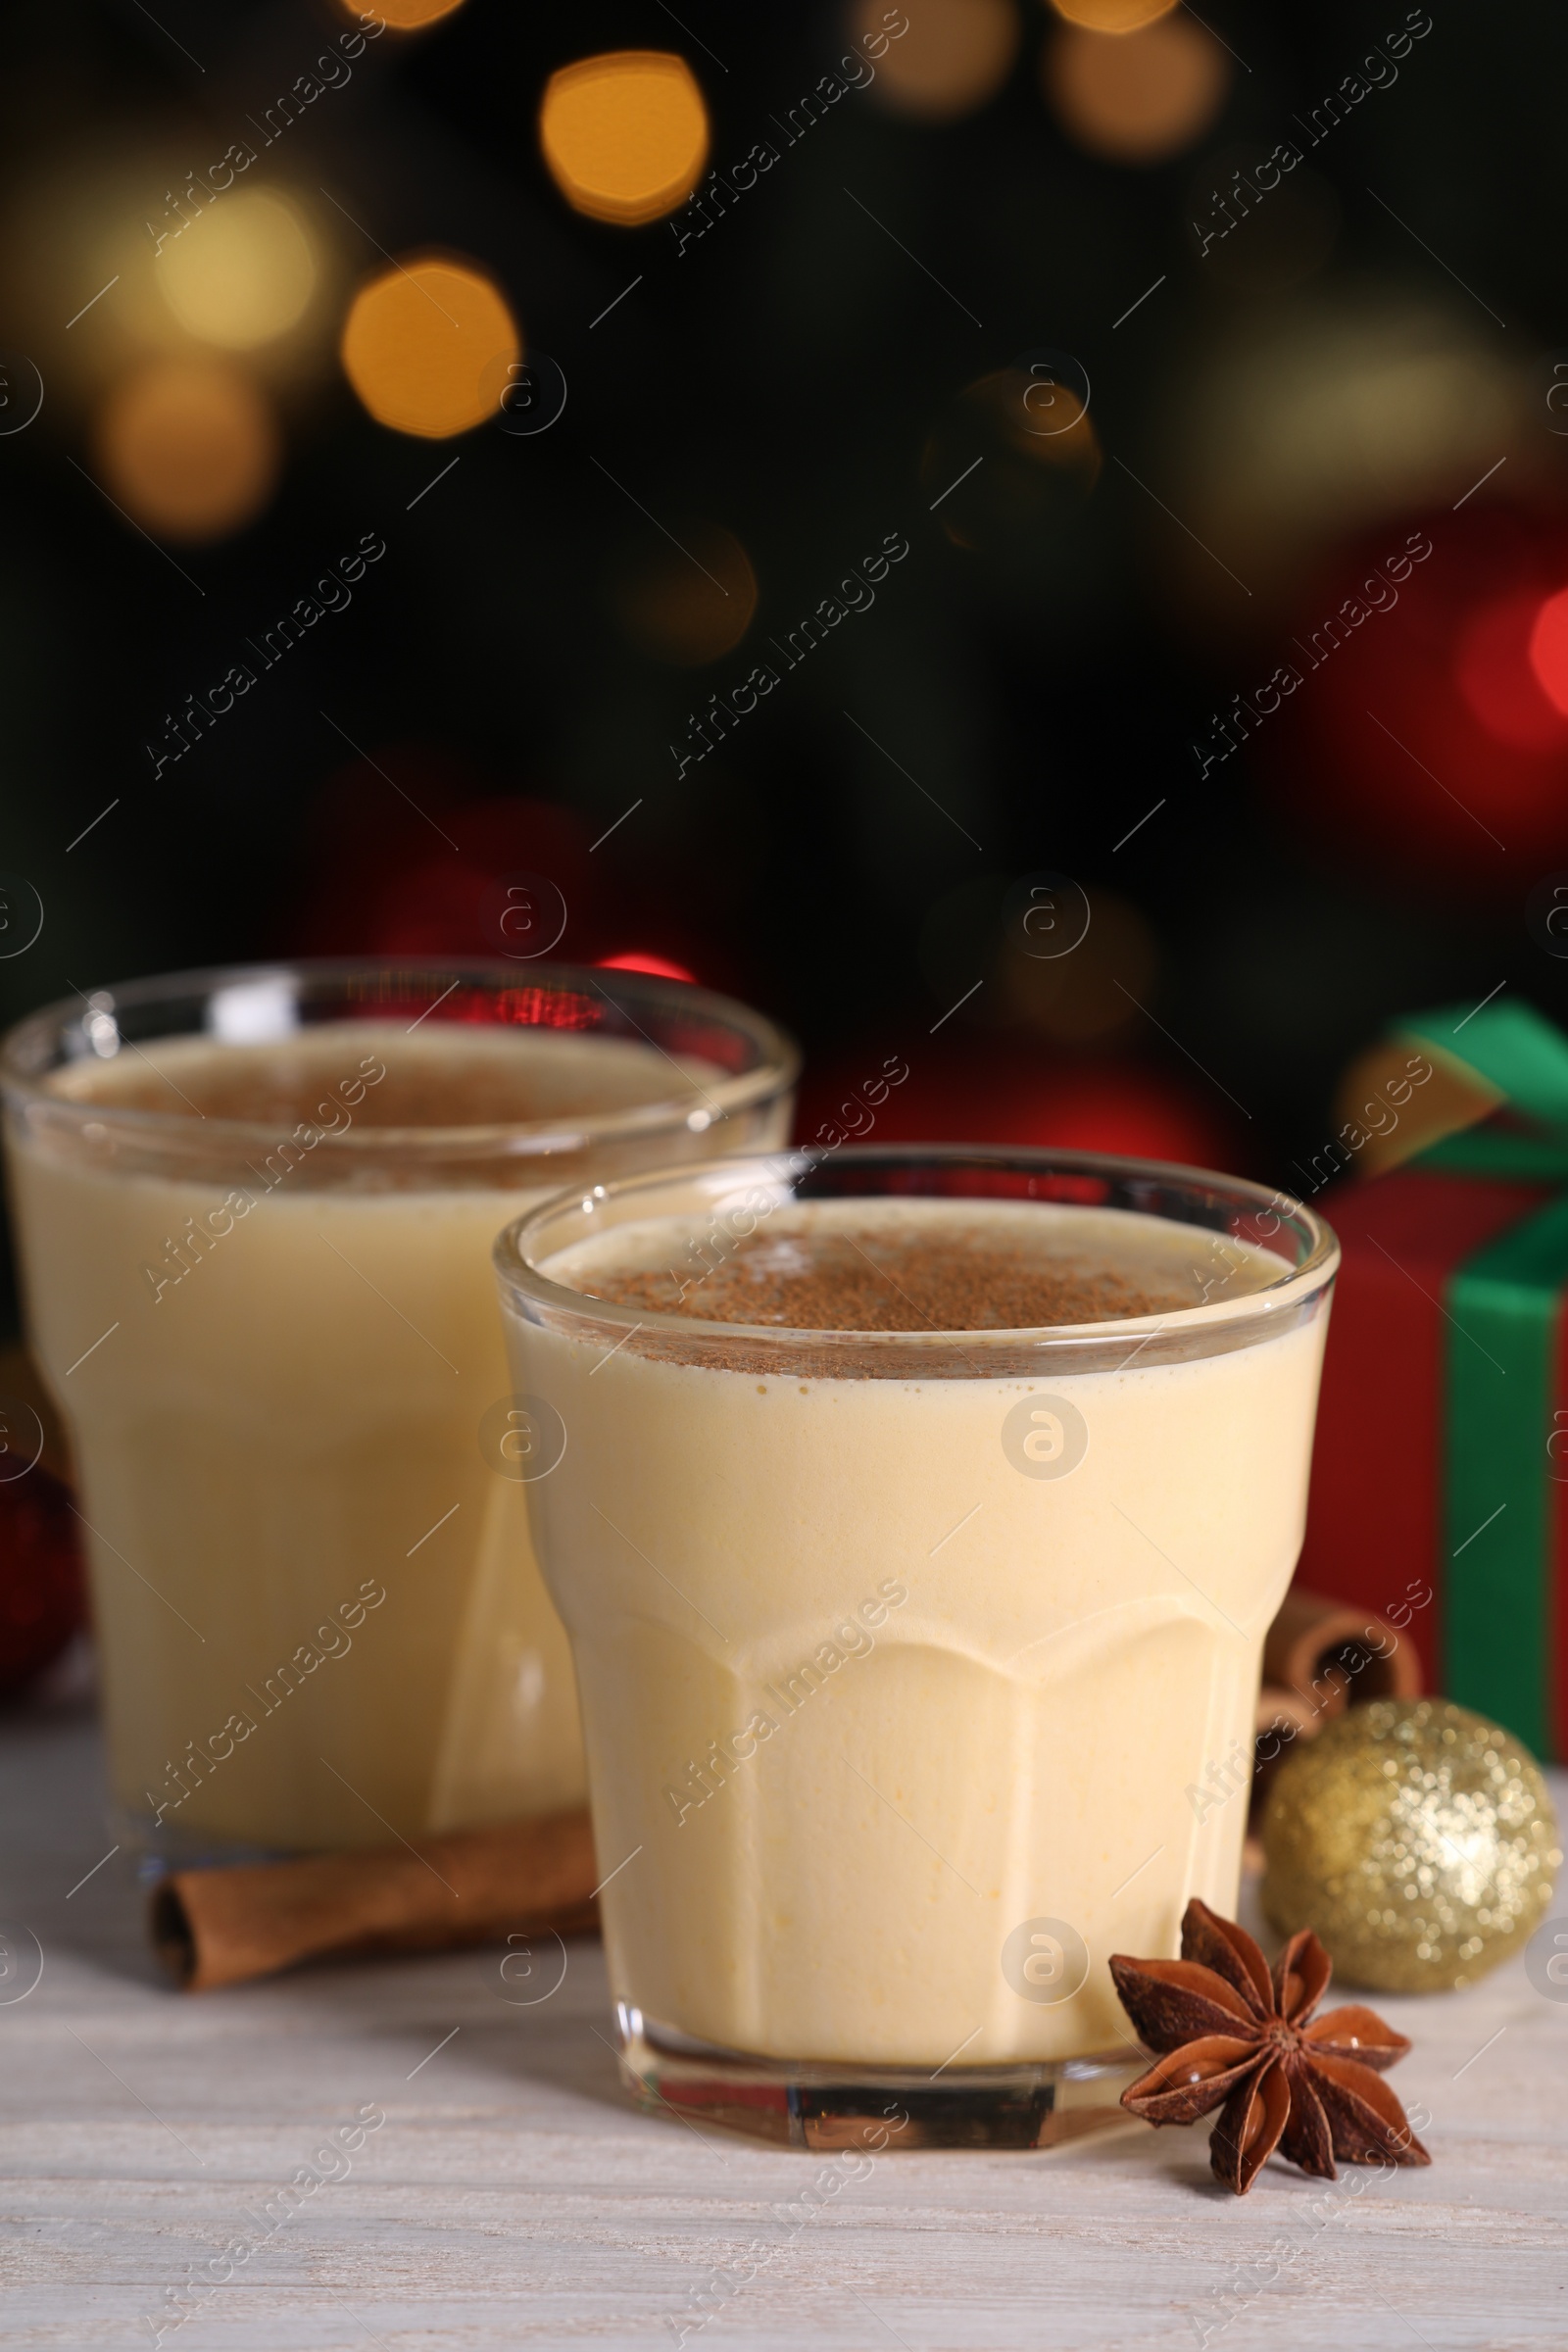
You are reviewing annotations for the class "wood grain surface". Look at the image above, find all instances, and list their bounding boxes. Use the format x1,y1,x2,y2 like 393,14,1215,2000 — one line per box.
3,1695,1564,2350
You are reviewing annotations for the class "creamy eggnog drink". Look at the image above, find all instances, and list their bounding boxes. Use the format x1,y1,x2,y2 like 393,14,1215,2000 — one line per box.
498,1150,1337,2147
0,965,795,1856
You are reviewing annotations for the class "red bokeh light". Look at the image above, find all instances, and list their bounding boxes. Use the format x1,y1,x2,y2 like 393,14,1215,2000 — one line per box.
289,751,737,993
597,952,698,983
1275,509,1568,874
1529,586,1568,717
1456,591,1568,751
796,1038,1247,1175
292,751,595,960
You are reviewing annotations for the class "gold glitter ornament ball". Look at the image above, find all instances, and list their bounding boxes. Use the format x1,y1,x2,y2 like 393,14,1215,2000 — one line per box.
1260,1698,1560,1993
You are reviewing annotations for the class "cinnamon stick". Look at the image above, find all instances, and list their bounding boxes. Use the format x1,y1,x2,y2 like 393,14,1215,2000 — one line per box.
151,1809,598,1992
1262,1587,1423,1719
149,1592,1424,1992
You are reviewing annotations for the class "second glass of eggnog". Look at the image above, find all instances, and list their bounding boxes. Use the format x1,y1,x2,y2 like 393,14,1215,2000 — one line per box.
0,961,795,1861
496,1146,1338,2149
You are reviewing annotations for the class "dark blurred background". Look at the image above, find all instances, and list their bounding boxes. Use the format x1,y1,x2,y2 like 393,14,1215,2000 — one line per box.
3,0,1567,1334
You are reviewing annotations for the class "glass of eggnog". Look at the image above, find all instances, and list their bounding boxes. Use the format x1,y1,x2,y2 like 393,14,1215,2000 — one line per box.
495,1145,1338,2150
0,962,796,1863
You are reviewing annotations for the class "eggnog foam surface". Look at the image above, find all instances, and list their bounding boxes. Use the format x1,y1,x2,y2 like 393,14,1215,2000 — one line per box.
11,1022,728,1850
567,1203,1265,1331
43,1019,703,1129
514,1200,1326,2067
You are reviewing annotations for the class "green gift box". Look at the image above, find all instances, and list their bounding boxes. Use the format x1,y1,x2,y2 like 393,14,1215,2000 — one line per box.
1297,999,1568,1760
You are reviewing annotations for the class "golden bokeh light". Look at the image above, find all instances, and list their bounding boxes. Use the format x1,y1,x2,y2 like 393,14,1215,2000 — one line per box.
1168,298,1515,614
92,359,280,541
539,53,709,227
612,525,758,665
1046,18,1228,164
921,365,1101,552
985,363,1098,464
996,887,1156,1045
158,190,317,350
855,0,1020,122
367,0,466,24
340,257,519,439
1049,0,1178,30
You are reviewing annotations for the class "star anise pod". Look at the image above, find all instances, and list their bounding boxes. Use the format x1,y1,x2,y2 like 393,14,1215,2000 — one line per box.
1108,1898,1431,2194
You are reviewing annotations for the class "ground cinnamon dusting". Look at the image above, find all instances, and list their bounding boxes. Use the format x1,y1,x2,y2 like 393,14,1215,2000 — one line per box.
586,1228,1189,1333
48,1031,694,1129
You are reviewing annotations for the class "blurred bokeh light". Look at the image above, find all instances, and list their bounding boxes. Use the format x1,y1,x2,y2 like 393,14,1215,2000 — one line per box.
2,0,1557,1288
922,364,1101,554
1458,591,1568,751
920,875,1152,1047
92,358,280,540
1045,18,1228,164
340,257,518,438
1169,295,1521,615
157,191,318,351
293,764,593,958
996,886,1157,1042
856,0,1020,122
1276,509,1568,873
539,53,709,226
598,952,699,982
368,0,467,24
1049,0,1179,29
1528,587,1568,717
611,525,758,665
798,1033,1242,1170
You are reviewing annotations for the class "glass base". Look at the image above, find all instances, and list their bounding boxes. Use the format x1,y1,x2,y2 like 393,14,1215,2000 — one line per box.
112,1805,292,1884
615,2005,1146,2151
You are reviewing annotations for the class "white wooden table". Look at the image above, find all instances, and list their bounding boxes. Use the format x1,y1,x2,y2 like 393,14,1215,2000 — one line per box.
4,1684,1564,2351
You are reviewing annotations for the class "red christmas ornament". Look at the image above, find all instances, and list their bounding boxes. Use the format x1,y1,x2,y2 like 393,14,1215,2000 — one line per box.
0,1467,86,1695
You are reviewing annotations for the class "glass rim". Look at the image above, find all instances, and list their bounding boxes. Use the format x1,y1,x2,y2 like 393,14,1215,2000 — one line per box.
0,956,801,1157
495,1142,1340,1359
